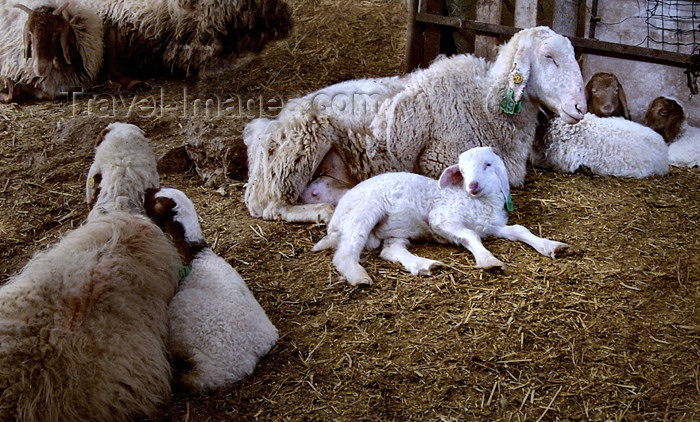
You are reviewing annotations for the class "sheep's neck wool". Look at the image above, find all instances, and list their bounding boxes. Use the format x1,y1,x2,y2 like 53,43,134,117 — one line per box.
505,194,514,212
500,89,522,114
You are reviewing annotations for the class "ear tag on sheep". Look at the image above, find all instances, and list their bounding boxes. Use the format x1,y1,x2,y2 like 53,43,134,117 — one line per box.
178,265,192,281
505,194,514,212
87,177,95,189
500,89,522,115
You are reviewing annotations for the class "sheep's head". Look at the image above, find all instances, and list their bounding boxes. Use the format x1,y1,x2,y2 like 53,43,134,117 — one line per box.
501,27,586,124
145,188,206,265
15,3,80,78
86,123,159,216
643,96,685,143
439,146,510,205
585,72,630,119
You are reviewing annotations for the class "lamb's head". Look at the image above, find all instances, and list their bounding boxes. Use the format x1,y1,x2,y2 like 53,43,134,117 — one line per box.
585,72,630,119
643,96,684,143
15,3,81,78
86,123,159,216
438,146,509,204
145,188,206,266
497,26,586,124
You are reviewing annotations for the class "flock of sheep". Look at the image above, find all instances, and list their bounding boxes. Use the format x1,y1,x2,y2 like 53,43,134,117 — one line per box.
0,4,698,420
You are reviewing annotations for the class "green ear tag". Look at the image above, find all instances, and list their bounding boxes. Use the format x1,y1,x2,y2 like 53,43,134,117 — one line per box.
505,193,514,212
178,265,192,281
500,89,522,115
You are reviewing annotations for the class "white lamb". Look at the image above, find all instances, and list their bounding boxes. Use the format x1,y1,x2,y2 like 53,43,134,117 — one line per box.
244,26,587,224
145,188,278,392
531,113,669,178
312,147,569,286
0,123,180,421
643,96,700,168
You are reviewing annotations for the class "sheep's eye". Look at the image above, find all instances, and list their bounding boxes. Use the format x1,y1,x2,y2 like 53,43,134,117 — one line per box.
485,162,492,168
592,89,598,94
544,54,557,65
659,110,669,117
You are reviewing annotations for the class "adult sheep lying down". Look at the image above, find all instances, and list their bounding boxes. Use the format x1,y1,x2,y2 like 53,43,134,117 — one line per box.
244,26,587,224
0,123,180,422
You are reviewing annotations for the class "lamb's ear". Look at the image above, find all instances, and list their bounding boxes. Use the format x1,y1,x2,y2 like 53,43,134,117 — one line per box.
495,160,510,203
617,83,630,120
438,164,462,189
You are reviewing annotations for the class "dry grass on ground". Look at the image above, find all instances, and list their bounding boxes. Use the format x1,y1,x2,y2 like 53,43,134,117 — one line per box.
0,0,698,420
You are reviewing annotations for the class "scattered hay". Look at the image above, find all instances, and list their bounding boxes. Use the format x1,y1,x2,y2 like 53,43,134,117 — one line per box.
0,0,698,420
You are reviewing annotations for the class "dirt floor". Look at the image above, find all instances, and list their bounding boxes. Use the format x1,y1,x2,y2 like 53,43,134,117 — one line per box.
1,0,699,421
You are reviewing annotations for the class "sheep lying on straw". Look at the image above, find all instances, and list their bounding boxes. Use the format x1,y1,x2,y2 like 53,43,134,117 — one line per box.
0,123,180,422
244,26,587,223
146,188,278,392
83,0,292,84
531,113,669,178
0,1,103,102
644,96,700,169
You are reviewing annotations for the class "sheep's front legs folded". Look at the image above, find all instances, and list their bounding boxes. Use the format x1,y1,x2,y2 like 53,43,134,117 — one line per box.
432,224,505,270
264,202,334,224
379,238,443,276
493,224,569,258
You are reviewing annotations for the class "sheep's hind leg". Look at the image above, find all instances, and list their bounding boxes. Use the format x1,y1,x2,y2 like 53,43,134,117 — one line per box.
494,225,569,258
333,232,372,286
379,238,443,276
264,202,334,224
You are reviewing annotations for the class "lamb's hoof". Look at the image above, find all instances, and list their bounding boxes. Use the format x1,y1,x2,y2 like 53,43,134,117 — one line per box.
477,257,505,272
550,242,570,258
346,275,372,287
409,259,444,276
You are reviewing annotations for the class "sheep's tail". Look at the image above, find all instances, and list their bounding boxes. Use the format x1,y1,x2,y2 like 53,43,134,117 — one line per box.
312,231,339,251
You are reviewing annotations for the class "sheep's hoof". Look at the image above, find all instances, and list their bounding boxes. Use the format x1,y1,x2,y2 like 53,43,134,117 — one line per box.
477,257,505,272
551,242,570,258
408,259,444,276
346,275,372,287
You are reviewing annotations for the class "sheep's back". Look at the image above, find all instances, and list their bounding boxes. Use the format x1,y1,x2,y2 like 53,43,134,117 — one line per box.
0,212,180,422
169,249,278,391
536,114,669,178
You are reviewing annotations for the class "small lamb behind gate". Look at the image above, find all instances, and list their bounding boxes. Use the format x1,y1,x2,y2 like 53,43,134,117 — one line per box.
312,147,568,286
643,96,700,168
145,188,278,392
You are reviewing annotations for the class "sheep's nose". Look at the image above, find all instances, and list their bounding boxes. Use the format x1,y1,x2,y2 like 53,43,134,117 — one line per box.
575,102,586,115
468,181,481,195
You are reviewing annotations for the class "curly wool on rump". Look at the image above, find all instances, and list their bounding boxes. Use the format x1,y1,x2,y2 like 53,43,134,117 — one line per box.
0,0,103,100
244,26,587,223
531,113,669,178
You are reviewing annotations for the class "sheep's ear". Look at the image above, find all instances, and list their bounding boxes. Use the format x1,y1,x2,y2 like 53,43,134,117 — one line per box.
438,164,462,189
86,169,101,210
23,27,32,60
495,159,510,203
584,77,593,102
95,127,110,148
617,83,630,120
60,24,73,65
509,38,532,104
665,111,684,143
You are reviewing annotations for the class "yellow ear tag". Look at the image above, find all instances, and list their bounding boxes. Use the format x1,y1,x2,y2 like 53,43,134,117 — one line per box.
513,72,523,84
88,177,95,189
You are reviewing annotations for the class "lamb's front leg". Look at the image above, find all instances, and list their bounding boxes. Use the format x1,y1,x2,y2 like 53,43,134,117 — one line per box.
379,237,443,276
494,224,569,258
432,224,504,270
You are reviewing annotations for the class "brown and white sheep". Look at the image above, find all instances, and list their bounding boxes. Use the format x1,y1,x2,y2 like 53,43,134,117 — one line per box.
0,0,103,102
585,72,630,119
0,123,181,422
644,96,700,168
